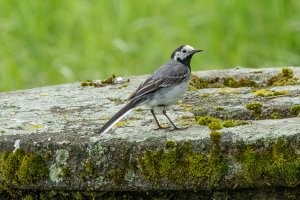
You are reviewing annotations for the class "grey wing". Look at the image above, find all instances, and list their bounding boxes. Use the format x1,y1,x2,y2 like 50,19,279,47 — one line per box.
128,64,189,100
128,76,154,100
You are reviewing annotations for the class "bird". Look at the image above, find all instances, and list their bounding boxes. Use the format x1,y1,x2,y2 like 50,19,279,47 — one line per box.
98,45,203,134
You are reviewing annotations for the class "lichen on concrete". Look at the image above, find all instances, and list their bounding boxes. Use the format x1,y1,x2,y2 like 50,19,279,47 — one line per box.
49,149,69,183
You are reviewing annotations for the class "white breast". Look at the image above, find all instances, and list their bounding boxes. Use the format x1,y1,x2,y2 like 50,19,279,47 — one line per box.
147,81,189,108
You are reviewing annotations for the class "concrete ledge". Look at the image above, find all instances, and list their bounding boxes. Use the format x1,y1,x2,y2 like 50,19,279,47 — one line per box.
0,67,300,199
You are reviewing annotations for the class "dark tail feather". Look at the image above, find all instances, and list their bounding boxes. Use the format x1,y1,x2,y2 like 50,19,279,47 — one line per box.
98,97,145,134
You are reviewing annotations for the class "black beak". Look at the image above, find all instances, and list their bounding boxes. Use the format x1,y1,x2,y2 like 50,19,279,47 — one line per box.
192,49,203,54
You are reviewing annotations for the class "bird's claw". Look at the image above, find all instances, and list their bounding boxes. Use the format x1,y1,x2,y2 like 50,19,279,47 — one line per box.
168,126,188,131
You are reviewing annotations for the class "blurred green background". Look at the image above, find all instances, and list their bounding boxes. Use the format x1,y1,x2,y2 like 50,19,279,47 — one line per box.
1,0,300,92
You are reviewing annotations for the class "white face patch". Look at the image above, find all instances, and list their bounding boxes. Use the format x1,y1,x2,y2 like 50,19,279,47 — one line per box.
183,45,195,51
173,45,196,61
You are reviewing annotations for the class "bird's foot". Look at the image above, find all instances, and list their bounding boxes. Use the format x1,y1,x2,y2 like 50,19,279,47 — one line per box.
154,126,169,131
169,126,188,131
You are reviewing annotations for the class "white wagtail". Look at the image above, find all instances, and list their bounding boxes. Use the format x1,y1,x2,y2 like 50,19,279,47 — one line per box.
98,45,203,134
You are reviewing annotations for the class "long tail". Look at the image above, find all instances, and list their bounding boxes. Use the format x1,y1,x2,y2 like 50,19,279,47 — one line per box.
98,97,145,134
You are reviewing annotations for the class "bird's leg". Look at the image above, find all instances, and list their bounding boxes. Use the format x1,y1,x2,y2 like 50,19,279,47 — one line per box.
162,109,187,131
151,109,166,129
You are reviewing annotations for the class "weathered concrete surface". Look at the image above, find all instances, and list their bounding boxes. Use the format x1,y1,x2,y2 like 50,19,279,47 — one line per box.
0,67,300,199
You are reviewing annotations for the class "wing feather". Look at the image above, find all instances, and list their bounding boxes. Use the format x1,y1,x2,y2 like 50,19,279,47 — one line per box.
128,67,188,100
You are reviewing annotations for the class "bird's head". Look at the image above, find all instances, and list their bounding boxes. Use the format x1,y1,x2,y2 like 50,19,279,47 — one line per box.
171,45,203,67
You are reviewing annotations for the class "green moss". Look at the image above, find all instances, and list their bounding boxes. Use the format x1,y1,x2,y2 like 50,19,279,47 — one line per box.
270,108,281,119
223,77,236,87
222,120,248,127
137,139,228,189
196,116,248,129
0,149,48,184
245,102,263,119
188,68,297,89
207,140,228,187
187,154,208,182
17,154,48,184
252,89,289,97
101,74,116,84
223,77,257,88
109,167,126,186
267,68,298,86
80,80,95,87
107,149,133,186
189,74,211,90
80,79,105,87
272,90,289,96
215,106,224,111
115,121,130,127
189,74,258,90
176,115,195,126
178,103,193,111
23,195,34,200
290,105,300,116
210,130,222,145
240,145,265,184
270,139,300,186
80,74,117,87
0,149,25,183
61,166,71,177
135,108,145,112
196,116,220,126
208,121,223,130
239,139,300,186
84,160,95,175
196,116,223,130
80,160,95,180
165,140,176,149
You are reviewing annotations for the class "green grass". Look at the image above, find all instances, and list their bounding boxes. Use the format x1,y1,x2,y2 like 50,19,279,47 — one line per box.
1,0,300,91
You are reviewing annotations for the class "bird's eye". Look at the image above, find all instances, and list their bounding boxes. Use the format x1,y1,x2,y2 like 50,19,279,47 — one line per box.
182,49,186,53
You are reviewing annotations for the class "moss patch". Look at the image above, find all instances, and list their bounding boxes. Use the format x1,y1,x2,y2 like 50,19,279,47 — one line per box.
178,103,193,111
252,89,289,97
270,108,281,119
222,120,248,128
137,137,228,189
115,121,130,127
61,166,71,177
80,160,95,180
189,74,220,90
189,68,298,91
239,139,300,186
176,115,196,127
223,77,257,88
267,68,298,86
108,149,134,187
215,106,224,111
189,74,258,90
81,74,123,87
290,105,300,116
208,120,223,130
16,154,49,184
107,97,124,105
0,149,48,184
207,131,228,188
245,102,263,119
196,116,248,130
